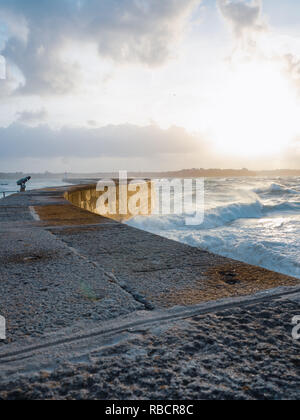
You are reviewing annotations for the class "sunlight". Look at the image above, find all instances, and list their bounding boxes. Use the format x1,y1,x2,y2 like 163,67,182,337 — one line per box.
211,59,299,157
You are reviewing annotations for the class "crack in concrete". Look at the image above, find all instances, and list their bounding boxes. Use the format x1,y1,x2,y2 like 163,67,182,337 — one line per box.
62,242,154,311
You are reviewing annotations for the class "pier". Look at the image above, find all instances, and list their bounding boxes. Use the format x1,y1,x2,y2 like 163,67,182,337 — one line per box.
0,185,300,399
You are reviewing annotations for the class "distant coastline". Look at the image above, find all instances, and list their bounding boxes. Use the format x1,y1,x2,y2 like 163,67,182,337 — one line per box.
2,168,300,180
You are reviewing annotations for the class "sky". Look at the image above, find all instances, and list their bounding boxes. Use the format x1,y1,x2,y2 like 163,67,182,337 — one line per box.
0,0,300,172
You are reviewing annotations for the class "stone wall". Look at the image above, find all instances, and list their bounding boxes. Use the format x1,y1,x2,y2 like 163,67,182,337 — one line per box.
65,180,155,222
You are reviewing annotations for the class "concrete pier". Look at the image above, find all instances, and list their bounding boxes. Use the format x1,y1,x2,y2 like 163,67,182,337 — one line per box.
0,185,300,399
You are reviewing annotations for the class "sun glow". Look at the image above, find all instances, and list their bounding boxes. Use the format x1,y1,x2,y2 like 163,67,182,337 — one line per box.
211,59,299,157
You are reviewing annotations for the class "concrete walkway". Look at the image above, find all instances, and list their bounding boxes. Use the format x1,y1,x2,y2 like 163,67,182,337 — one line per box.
0,186,299,399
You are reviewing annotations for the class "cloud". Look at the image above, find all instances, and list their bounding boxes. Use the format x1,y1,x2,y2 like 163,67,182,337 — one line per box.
281,137,300,167
217,0,300,95
284,54,300,95
0,8,28,44
1,121,298,172
0,0,201,95
217,0,266,38
0,123,206,160
0,57,25,96
16,109,47,125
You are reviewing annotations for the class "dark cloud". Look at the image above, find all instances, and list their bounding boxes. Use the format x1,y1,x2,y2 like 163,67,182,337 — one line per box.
0,0,201,95
217,0,266,40
1,122,298,171
16,109,47,125
0,123,206,159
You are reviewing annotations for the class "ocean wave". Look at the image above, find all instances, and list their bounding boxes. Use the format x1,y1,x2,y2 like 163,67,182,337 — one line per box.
254,182,299,196
129,196,300,234
172,229,300,279
201,201,264,229
128,200,264,231
127,177,300,280
264,201,300,213
204,198,300,226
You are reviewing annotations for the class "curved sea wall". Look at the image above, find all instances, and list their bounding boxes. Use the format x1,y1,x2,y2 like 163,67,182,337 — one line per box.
64,180,155,222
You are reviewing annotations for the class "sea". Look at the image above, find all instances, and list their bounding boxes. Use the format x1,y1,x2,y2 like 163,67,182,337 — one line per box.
0,178,67,198
127,177,300,280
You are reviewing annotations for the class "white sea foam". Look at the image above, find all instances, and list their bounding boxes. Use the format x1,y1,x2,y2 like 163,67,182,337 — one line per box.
254,182,299,195
127,177,300,279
